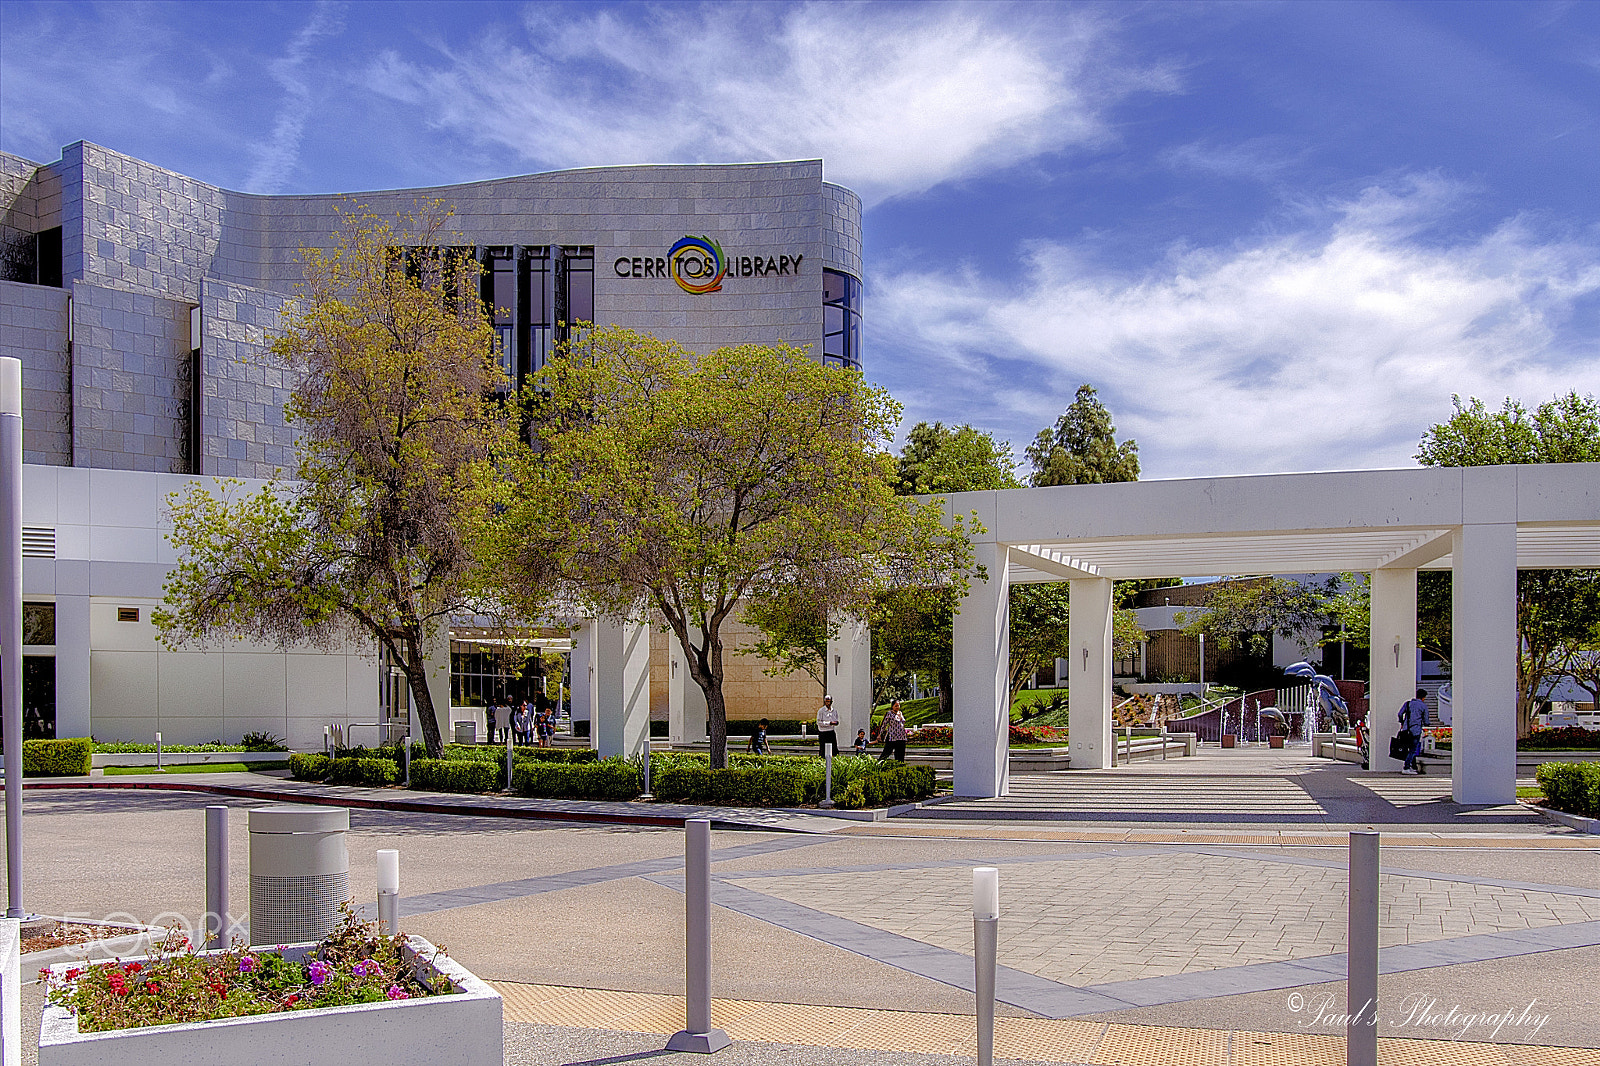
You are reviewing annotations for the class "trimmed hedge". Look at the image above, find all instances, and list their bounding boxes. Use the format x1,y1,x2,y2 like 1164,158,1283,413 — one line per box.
654,765,805,808
288,753,331,781
22,738,92,776
327,757,400,787
1522,727,1600,752
409,758,502,794
1535,762,1600,819
512,758,640,801
440,744,597,765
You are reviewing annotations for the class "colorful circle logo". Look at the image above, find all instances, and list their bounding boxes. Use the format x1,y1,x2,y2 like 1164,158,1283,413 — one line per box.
668,235,726,294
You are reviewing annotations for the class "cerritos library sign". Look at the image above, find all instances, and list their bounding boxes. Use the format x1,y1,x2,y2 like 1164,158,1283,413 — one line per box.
613,235,804,295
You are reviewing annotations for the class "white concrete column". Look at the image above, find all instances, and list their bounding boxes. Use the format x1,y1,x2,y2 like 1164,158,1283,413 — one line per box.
1068,577,1114,771
52,593,91,740
570,621,592,734
1368,568,1417,772
591,616,650,759
668,637,707,744
826,614,873,748
411,631,450,745
952,542,1010,798
1452,522,1518,804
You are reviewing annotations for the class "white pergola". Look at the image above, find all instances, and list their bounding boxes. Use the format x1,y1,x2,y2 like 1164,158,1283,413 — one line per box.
944,463,1600,805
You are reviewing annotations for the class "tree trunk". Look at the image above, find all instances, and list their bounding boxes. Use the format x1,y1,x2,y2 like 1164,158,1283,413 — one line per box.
703,678,729,770
937,665,952,721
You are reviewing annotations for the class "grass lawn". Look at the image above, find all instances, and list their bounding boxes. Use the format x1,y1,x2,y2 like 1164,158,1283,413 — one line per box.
103,762,253,775
1516,786,1545,800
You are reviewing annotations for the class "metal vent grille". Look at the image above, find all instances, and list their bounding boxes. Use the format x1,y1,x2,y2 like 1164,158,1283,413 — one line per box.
22,527,55,558
250,872,349,946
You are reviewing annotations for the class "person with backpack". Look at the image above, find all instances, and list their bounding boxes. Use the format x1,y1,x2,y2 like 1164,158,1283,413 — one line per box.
748,718,771,755
1397,688,1429,774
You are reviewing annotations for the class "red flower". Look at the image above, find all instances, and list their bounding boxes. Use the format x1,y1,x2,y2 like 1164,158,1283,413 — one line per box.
145,981,160,995
124,962,143,974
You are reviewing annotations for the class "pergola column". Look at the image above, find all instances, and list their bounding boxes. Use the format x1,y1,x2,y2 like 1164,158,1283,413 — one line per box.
953,542,1010,798
591,616,650,759
570,621,593,733
1068,576,1114,770
1452,520,1518,804
667,639,708,745
1367,568,1417,772
826,614,872,749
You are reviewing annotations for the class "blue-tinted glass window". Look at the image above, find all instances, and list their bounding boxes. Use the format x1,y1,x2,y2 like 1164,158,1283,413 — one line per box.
823,268,862,370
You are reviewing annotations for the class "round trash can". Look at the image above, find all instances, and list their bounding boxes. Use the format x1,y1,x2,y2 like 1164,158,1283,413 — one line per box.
248,805,349,946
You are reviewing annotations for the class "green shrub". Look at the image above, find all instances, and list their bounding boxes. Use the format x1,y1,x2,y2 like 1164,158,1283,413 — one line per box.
1535,762,1600,819
858,763,936,808
1522,728,1600,751
512,758,640,801
288,753,332,781
22,738,92,776
327,757,399,787
240,731,288,752
653,765,806,808
724,719,807,736
92,741,244,754
409,758,502,794
439,743,597,765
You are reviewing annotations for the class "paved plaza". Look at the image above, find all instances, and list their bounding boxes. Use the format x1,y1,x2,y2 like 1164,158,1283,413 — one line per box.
10,753,1600,1064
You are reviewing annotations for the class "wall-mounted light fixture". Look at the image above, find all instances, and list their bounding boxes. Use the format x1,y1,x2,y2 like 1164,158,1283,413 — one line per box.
835,653,842,675
1393,640,1401,668
1082,647,1089,671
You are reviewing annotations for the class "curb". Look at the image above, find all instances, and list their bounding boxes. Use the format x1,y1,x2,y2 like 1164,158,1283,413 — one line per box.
1521,799,1600,835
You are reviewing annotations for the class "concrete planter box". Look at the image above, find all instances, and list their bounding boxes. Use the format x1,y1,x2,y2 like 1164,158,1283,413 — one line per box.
92,751,291,768
40,936,501,1066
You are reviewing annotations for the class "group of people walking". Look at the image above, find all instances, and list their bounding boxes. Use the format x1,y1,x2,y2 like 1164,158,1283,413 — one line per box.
484,697,558,747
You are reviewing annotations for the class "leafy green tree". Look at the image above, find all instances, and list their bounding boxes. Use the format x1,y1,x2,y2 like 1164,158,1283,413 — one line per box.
894,421,1023,494
1417,390,1600,733
489,326,975,768
1026,384,1140,486
155,206,518,758
1114,578,1183,609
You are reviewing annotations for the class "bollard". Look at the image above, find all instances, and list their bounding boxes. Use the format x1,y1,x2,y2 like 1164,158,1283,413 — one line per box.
666,820,731,1053
204,806,229,945
401,740,410,786
376,849,399,936
505,726,515,791
1347,830,1379,1066
155,731,163,771
820,747,834,809
640,749,653,801
973,867,999,1066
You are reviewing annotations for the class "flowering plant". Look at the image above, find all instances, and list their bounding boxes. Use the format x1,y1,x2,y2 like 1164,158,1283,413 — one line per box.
41,904,454,1033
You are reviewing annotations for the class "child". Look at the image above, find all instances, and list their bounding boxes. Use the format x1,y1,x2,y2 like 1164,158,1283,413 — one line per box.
748,718,771,755
853,728,868,755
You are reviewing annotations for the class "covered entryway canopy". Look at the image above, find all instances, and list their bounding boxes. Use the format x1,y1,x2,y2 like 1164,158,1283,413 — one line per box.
943,463,1600,804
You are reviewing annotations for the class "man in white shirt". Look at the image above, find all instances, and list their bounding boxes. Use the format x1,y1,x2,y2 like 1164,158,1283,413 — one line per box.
816,695,840,757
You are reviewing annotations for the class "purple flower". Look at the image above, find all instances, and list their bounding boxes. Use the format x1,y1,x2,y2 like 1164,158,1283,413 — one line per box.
238,955,256,974
386,984,409,1001
352,960,378,978
307,960,332,987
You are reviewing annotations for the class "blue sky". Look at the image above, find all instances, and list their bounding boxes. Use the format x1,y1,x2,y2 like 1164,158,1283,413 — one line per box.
3,0,1598,478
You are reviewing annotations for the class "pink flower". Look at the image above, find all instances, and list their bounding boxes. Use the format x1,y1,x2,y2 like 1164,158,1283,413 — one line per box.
386,984,409,1001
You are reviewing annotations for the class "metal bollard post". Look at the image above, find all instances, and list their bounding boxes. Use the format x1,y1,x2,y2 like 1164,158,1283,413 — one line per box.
204,806,229,945
666,820,731,1053
155,731,163,772
973,867,999,1066
401,740,410,786
1347,830,1379,1066
505,726,515,791
640,748,653,801
376,849,399,936
820,746,835,809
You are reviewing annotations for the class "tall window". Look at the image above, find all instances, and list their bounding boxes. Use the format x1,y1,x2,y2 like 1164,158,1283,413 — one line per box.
476,245,592,384
823,269,862,370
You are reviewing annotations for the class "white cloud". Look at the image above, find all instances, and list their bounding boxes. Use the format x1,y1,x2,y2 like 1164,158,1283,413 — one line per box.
872,178,1600,478
243,2,346,194
361,1,1170,204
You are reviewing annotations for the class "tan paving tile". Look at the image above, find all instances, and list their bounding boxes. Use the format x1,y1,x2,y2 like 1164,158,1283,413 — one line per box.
1377,1036,1515,1064
1231,1029,1346,1066
1501,1047,1600,1066
1090,1023,1230,1065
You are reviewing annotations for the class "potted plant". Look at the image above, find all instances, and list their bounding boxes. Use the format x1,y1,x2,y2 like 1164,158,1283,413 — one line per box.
40,909,501,1066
